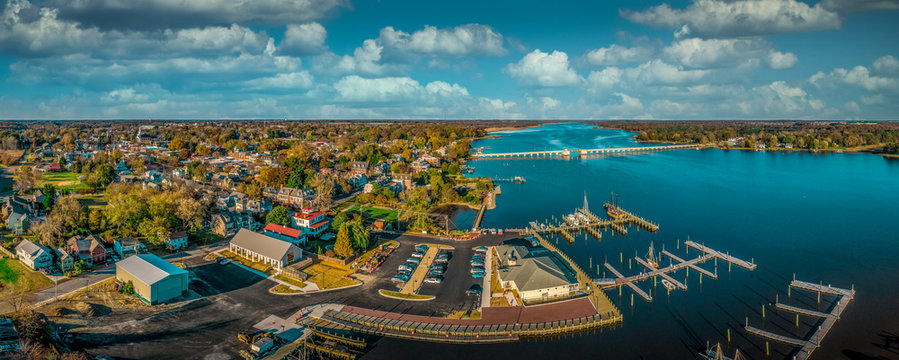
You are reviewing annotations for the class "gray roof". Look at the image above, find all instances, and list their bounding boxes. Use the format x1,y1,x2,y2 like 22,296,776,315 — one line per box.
16,240,49,258
117,254,187,285
229,228,297,261
496,243,578,292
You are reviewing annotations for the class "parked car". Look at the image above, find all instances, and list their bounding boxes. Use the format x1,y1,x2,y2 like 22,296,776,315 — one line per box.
391,274,411,282
415,245,429,251
398,263,416,272
470,266,485,273
424,276,443,284
405,257,421,264
466,284,483,295
474,246,488,253
410,251,425,258
471,271,486,278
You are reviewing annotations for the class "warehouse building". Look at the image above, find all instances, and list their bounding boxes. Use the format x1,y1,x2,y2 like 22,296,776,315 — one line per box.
116,254,189,305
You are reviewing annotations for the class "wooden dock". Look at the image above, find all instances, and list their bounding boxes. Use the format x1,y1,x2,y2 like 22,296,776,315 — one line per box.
745,325,807,347
601,203,659,232
604,262,652,301
661,250,717,279
743,280,855,360
791,280,854,297
775,302,831,319
635,257,687,290
685,241,756,270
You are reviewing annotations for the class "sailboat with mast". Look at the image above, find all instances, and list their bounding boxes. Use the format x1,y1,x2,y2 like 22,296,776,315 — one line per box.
645,242,659,269
606,192,625,219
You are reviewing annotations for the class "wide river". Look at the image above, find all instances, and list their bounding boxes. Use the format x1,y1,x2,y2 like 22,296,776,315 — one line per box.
375,123,899,359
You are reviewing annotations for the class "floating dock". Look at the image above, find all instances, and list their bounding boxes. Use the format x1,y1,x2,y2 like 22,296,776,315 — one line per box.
685,241,756,270
661,250,718,279
604,262,652,301
775,302,831,319
635,257,687,290
743,279,855,360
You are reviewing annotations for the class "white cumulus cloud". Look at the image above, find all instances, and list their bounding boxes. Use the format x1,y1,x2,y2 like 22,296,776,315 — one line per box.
504,49,582,87
278,23,327,56
622,0,842,38
585,44,654,66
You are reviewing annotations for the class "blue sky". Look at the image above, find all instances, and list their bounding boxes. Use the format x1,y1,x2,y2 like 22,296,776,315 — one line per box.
1,0,898,120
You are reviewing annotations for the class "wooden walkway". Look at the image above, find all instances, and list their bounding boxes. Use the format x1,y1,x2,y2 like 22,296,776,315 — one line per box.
791,280,854,297
745,325,807,347
635,257,687,290
604,262,652,301
775,302,831,319
685,241,756,270
661,250,718,279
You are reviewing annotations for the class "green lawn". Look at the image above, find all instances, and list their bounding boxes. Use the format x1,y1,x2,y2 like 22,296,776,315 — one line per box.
0,258,20,283
344,205,400,224
0,257,53,300
40,171,88,192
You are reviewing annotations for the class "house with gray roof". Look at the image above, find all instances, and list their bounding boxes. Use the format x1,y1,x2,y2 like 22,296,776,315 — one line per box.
228,228,301,270
494,240,579,303
116,254,188,304
15,240,53,270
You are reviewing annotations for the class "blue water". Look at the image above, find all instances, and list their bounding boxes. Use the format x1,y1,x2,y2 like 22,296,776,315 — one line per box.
377,123,899,359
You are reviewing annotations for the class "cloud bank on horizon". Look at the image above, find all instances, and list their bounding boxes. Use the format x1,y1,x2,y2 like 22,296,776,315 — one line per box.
0,0,897,120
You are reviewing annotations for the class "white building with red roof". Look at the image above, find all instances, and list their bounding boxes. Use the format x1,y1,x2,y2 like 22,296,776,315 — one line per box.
291,207,330,238
263,223,306,247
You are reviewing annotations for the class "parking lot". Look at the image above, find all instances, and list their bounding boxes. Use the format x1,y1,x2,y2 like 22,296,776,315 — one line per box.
69,231,518,359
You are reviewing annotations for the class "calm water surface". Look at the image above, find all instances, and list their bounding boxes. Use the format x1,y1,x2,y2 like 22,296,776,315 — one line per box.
369,123,899,360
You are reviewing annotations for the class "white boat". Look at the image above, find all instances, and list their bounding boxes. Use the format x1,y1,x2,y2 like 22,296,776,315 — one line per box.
661,279,676,291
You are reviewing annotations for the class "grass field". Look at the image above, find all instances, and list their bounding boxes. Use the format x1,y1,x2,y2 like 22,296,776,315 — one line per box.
303,262,357,290
0,257,54,300
344,205,400,224
40,171,88,192
0,258,20,283
274,274,307,288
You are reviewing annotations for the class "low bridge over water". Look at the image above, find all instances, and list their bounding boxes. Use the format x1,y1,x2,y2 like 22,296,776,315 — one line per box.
473,144,701,159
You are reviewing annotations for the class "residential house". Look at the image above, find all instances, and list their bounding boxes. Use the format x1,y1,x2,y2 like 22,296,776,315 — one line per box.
162,230,188,250
209,211,261,237
291,207,331,238
67,235,108,264
348,173,368,190
15,240,53,270
264,187,314,208
55,248,75,271
114,237,145,258
1,196,33,234
351,161,369,174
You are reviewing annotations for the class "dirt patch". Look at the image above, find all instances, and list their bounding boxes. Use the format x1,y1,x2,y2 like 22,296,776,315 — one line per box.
37,279,169,330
